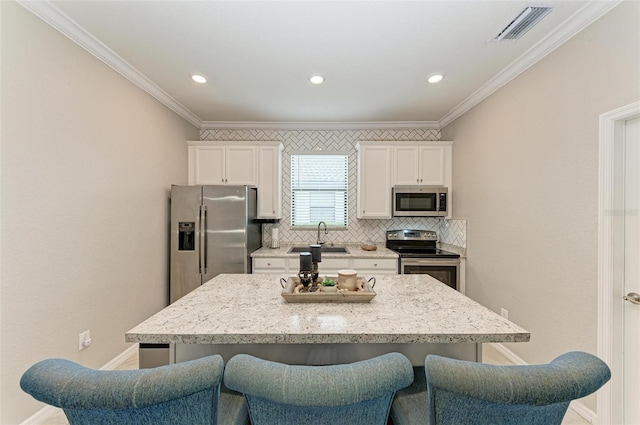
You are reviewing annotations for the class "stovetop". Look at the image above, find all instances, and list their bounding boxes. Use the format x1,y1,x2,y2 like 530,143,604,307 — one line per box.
385,229,460,259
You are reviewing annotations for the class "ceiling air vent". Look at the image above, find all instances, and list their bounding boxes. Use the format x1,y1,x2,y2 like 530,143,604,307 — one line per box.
493,6,553,41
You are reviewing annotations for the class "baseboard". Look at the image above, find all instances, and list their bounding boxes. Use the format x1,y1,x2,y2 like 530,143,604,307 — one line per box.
99,343,139,370
19,405,61,425
490,342,528,365
489,343,597,424
20,344,139,425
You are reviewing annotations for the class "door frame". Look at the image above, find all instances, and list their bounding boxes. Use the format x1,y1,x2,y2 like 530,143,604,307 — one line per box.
597,100,640,424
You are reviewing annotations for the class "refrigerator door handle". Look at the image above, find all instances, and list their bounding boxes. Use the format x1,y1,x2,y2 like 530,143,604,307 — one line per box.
199,205,208,275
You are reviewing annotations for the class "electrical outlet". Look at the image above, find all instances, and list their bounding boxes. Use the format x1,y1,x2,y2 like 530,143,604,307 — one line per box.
78,330,92,351
501,308,509,319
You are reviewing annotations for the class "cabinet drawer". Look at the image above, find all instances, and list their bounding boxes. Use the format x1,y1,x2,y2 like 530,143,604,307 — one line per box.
353,258,397,270
319,258,351,271
253,258,286,269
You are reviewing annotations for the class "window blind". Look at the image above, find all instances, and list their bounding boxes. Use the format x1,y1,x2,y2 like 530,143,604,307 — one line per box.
291,154,348,227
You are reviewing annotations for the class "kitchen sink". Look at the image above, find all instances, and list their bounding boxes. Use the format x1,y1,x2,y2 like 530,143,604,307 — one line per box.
287,246,350,254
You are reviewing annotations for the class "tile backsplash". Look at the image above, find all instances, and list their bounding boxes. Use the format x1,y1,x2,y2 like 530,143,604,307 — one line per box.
200,128,466,249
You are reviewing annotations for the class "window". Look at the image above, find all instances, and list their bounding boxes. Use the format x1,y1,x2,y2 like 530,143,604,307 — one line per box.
291,153,348,227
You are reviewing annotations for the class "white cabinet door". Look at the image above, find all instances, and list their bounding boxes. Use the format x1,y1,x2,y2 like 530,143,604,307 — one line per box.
357,145,392,218
257,144,283,219
192,146,225,185
225,146,256,185
189,142,282,218
420,146,446,186
392,145,446,186
188,143,256,185
253,258,288,274
318,258,352,275
392,146,421,185
352,258,398,275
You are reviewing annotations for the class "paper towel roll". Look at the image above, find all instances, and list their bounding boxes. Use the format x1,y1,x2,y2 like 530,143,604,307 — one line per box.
271,227,280,249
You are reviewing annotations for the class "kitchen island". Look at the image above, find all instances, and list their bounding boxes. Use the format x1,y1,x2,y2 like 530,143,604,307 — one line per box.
126,274,529,366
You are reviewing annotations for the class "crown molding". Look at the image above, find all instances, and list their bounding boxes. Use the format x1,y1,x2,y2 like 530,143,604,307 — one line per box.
18,0,621,132
17,0,203,129
200,121,441,130
438,0,623,128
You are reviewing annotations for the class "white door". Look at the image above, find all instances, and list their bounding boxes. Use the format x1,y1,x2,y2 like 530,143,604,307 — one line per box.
597,103,640,425
624,116,640,425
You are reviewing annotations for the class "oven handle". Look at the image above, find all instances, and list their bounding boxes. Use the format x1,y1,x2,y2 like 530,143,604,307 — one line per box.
400,258,461,267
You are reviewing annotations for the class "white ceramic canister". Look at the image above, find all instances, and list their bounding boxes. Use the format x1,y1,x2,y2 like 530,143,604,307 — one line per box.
337,269,358,291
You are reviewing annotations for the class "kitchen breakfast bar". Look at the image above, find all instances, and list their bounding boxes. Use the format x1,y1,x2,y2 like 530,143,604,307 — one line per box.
126,274,530,367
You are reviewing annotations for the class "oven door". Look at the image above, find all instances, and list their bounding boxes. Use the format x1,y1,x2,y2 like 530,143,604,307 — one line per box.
400,258,460,291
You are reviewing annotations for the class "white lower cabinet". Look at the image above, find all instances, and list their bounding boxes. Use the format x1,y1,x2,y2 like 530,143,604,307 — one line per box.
317,258,351,276
352,258,398,275
252,258,287,274
252,256,398,277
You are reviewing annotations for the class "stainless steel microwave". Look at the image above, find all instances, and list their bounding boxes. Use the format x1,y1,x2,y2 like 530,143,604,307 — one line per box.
392,186,448,217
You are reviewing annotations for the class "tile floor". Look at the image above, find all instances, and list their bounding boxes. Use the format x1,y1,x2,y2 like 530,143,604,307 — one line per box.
41,345,590,425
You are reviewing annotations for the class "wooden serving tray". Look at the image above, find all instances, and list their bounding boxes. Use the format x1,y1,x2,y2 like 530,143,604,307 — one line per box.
281,276,376,303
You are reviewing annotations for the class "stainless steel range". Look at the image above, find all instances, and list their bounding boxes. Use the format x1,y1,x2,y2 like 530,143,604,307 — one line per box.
385,229,461,291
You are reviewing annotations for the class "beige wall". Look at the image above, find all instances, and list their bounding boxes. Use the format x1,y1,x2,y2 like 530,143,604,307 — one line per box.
0,2,198,423
442,1,639,413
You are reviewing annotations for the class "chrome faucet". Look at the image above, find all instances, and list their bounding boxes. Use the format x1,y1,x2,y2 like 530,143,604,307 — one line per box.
317,221,328,245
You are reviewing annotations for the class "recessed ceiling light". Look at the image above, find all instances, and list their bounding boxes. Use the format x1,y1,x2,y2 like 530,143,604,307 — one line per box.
309,74,325,85
427,74,444,84
191,74,207,84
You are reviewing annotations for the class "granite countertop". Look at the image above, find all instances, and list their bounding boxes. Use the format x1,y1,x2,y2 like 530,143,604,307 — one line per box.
251,244,399,259
126,274,529,345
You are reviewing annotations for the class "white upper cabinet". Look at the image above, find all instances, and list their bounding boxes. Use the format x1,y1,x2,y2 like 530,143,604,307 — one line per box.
188,142,256,185
256,143,284,219
392,142,451,187
356,143,392,219
188,141,283,219
191,145,225,184
357,141,453,219
225,146,257,184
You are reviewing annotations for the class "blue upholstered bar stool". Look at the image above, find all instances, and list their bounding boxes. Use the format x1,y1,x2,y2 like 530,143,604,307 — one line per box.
390,351,611,425
223,352,414,425
20,354,248,425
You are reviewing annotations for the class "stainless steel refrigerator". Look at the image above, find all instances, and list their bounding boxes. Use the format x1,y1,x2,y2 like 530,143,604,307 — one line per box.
170,185,261,303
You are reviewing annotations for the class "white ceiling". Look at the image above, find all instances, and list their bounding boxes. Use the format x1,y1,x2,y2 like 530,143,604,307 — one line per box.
21,1,620,128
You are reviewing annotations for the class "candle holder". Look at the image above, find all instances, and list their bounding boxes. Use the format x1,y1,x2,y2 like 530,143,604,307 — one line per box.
309,244,322,284
298,270,313,288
